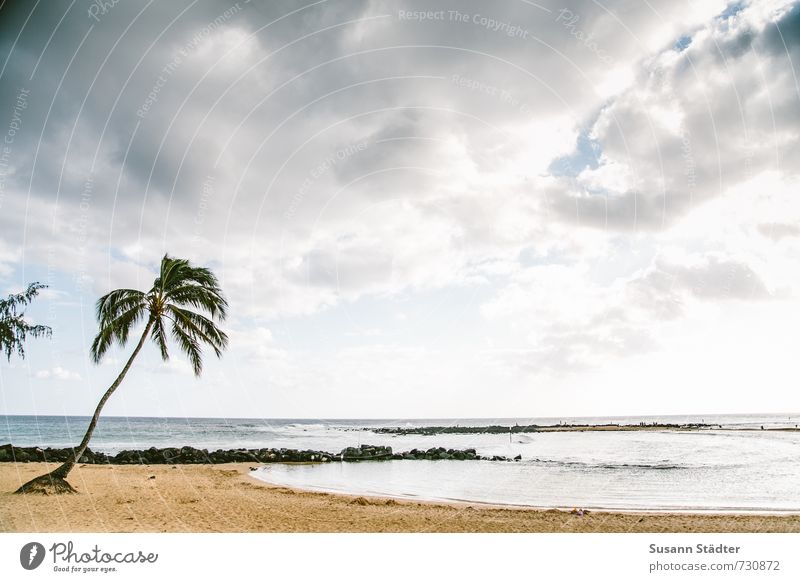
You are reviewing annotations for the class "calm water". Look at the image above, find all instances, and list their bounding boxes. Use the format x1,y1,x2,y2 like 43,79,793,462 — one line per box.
3,414,799,512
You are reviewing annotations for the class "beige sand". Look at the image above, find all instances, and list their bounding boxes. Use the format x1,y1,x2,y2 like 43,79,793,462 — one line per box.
1,462,798,533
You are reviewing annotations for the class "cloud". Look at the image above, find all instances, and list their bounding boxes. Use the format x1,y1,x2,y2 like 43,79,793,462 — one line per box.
0,0,756,316
480,249,771,376
1,0,799,415
757,222,800,240
34,367,81,381
633,254,771,304
229,326,289,364
546,0,800,233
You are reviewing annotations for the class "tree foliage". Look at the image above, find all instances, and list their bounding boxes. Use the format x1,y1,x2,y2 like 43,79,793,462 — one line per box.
90,254,229,375
0,282,52,361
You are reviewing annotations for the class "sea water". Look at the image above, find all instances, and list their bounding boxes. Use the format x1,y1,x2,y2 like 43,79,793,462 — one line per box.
3,414,799,512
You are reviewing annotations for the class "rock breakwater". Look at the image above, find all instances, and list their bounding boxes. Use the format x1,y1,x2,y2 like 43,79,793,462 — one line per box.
0,443,518,465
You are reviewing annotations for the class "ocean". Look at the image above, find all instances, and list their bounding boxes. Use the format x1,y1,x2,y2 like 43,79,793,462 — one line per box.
3,413,799,513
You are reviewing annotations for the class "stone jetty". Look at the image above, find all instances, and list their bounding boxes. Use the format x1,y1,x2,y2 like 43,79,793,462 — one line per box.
366,423,712,435
0,443,517,465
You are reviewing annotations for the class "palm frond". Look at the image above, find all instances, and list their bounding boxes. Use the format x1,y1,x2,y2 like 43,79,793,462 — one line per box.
150,315,170,361
96,289,147,323
165,284,228,320
90,303,149,363
175,264,221,291
154,255,188,293
167,305,228,356
170,321,203,376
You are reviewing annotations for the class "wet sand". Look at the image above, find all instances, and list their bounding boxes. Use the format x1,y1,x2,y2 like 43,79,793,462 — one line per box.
1,462,798,533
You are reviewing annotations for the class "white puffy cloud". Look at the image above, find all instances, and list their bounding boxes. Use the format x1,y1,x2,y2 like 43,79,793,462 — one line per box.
549,0,800,232
34,367,81,381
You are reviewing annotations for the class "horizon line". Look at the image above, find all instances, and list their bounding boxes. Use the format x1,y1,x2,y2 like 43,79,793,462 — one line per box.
1,412,797,421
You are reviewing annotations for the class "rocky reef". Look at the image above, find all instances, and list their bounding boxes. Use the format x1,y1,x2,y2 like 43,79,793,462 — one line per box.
366,423,712,435
0,443,519,465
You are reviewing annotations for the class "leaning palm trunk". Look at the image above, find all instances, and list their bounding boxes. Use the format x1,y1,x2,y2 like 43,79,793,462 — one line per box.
15,320,154,494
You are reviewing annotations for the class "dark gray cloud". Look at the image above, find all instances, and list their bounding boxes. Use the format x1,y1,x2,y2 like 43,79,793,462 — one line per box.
548,188,694,231
763,2,800,53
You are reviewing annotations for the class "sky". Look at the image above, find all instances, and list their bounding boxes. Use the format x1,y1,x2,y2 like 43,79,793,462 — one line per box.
0,0,799,419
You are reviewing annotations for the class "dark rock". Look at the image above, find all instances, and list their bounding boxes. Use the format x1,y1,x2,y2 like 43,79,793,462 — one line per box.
161,448,180,462
341,444,393,461
0,443,501,466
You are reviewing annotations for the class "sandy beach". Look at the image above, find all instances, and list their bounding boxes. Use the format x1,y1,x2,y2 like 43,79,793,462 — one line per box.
1,462,798,533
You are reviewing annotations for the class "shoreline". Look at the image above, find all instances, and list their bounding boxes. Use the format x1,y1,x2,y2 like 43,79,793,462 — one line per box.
2,463,799,533
251,467,800,516
249,470,800,516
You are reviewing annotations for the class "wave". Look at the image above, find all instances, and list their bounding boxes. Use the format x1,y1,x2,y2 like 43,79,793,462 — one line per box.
234,422,332,432
286,423,329,430
528,458,689,470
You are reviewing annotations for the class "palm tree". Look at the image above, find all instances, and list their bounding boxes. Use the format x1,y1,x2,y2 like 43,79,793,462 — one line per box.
15,255,228,494
0,282,52,361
